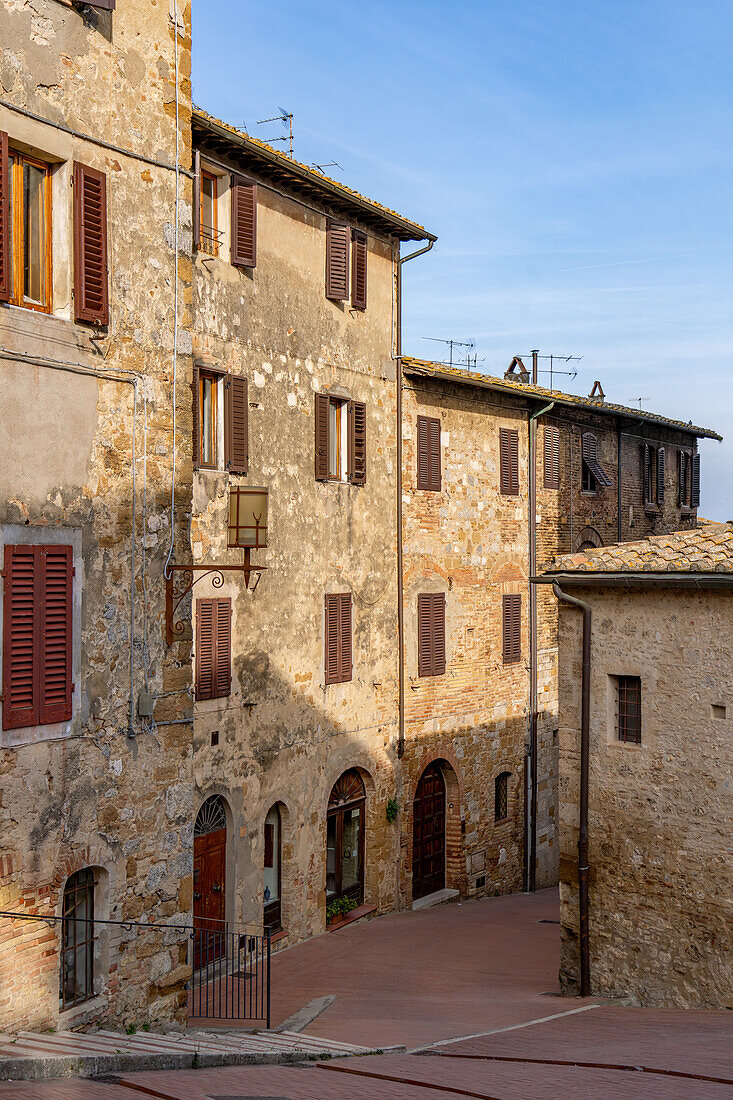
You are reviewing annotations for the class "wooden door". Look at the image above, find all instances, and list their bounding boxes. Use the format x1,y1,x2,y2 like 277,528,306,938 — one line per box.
193,826,226,968
412,762,446,900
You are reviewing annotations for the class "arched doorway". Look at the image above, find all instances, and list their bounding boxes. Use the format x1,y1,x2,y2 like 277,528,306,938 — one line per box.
326,770,365,906
194,795,227,967
263,804,282,934
412,762,446,900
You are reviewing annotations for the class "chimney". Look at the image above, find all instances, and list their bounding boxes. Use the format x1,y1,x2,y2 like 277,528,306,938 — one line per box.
588,380,605,402
505,356,530,384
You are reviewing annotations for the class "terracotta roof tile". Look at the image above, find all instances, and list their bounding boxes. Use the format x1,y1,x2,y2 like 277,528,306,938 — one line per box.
547,522,733,574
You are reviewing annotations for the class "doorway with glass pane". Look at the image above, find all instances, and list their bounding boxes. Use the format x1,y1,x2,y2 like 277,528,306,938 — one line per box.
263,803,282,934
326,770,365,905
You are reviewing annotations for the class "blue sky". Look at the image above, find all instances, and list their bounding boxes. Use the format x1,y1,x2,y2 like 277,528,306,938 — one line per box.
192,1,733,519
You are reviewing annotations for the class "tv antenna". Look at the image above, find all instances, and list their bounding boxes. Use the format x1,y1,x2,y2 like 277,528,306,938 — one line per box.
309,160,343,175
422,336,481,370
517,351,582,390
256,107,293,158
635,396,650,409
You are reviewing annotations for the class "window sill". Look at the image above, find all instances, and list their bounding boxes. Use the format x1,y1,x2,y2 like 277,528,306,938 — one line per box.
326,903,377,932
644,505,660,515
269,928,287,944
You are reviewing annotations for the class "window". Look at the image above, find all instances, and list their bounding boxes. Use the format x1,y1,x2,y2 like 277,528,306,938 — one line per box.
678,450,700,509
499,427,519,495
199,169,220,256
60,869,95,1010
417,592,446,677
502,593,521,665
543,424,560,489
315,393,366,485
198,370,218,467
263,804,282,934
617,676,641,743
326,770,365,905
325,220,350,300
416,415,441,491
494,772,510,822
642,444,665,508
581,433,612,493
351,229,367,310
2,544,73,731
325,592,352,685
1,145,52,313
195,598,232,701
193,369,248,473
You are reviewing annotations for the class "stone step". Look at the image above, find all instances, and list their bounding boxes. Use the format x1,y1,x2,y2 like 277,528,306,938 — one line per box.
412,888,460,911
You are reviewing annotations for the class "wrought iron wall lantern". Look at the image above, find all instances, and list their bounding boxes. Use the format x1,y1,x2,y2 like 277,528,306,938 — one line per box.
165,487,268,646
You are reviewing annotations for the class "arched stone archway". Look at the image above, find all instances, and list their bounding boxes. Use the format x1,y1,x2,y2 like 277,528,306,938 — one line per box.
575,526,603,552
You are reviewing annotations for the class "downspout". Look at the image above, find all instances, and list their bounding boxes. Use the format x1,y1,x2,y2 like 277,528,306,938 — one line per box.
395,237,435,760
527,395,554,891
552,581,591,997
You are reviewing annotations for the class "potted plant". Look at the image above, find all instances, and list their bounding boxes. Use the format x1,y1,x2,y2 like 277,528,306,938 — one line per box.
326,897,359,926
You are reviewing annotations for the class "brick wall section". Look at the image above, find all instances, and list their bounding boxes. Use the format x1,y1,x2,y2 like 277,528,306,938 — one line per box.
556,586,733,1007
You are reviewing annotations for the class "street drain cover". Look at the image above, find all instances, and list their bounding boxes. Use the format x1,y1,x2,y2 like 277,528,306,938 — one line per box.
209,1095,295,1099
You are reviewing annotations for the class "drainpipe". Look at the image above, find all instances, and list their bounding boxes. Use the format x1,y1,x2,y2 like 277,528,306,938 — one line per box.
395,237,435,760
527,393,554,891
552,581,591,997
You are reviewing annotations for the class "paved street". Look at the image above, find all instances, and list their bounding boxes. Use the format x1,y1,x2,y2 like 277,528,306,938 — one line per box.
1,889,731,1098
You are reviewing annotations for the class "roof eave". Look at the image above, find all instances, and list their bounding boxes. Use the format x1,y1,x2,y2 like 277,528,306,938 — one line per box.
533,571,733,589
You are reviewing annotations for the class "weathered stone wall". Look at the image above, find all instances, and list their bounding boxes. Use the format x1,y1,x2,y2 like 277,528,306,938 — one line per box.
556,585,733,1007
0,0,194,1031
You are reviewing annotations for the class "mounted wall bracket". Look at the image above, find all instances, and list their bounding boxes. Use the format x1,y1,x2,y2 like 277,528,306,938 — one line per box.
165,548,265,645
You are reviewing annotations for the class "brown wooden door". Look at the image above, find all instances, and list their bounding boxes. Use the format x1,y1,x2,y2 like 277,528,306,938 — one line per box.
412,762,446,900
193,826,226,968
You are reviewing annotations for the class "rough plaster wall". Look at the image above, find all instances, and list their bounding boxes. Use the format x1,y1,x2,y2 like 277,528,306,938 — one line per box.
0,0,194,1031
192,187,400,946
557,588,733,1007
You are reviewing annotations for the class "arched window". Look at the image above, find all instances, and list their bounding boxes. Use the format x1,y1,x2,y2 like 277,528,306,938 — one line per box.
194,794,227,836
193,795,228,967
263,804,282,934
60,868,95,1010
494,772,510,823
326,770,366,905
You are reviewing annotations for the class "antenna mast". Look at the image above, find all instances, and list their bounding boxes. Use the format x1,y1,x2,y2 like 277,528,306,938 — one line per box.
256,107,294,158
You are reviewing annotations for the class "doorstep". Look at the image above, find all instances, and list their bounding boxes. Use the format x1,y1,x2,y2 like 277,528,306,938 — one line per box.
412,888,459,911
327,903,377,932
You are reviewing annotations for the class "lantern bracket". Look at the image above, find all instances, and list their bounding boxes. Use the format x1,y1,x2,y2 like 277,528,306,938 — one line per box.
165,548,265,646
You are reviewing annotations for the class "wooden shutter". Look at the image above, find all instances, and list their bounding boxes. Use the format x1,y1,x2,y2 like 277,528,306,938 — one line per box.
39,546,73,725
73,163,109,325
214,599,232,698
326,220,349,300
583,433,612,488
351,230,367,310
349,401,367,485
315,393,330,481
656,446,665,505
191,363,200,470
87,0,115,9
417,415,441,491
543,424,559,489
502,594,521,665
417,592,446,677
230,175,257,268
192,149,200,254
500,428,519,495
339,592,352,682
325,593,352,685
0,131,9,303
196,598,231,701
225,375,248,474
642,444,650,503
692,453,701,508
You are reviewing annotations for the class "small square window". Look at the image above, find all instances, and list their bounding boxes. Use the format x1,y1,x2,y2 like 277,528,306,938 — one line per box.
617,676,642,743
711,704,726,720
494,772,510,822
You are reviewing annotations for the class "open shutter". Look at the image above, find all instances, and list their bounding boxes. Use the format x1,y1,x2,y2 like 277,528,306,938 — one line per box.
351,230,367,310
39,546,73,725
0,131,9,303
349,401,367,486
315,393,329,481
326,221,349,300
583,433,612,488
656,447,665,506
324,595,339,685
230,175,257,268
544,424,559,489
225,375,248,474
692,453,701,508
196,599,214,701
417,416,429,490
192,149,200,254
500,428,519,495
502,594,521,665
73,163,109,325
2,545,39,730
339,592,352,682
214,599,232,699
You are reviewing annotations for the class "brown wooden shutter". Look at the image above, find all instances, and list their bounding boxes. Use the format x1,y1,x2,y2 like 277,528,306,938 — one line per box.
315,393,329,481
39,546,73,725
196,598,231,701
417,592,446,677
642,444,651,504
230,175,257,268
428,417,441,491
326,220,349,300
656,447,665,505
73,162,109,325
193,149,200,254
339,592,352,682
225,374,248,474
417,415,441,491
543,424,559,489
2,545,39,730
349,401,367,485
214,598,232,699
87,0,115,9
324,594,340,684
500,428,519,495
502,594,521,665
191,363,200,470
0,131,9,303
692,452,701,507
351,230,367,310
432,593,446,676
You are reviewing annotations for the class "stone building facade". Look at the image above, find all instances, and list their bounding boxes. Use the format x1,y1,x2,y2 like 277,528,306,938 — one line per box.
0,0,194,1030
542,524,733,1007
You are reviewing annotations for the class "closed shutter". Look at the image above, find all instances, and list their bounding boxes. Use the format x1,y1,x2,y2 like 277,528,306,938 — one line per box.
351,230,367,310
214,599,232,698
417,415,441,491
642,444,650,503
39,546,73,725
692,453,701,508
225,375,248,474
2,545,38,730
417,592,446,677
315,393,329,481
196,598,231,701
349,401,367,485
230,175,257,268
656,446,665,505
500,428,519,495
0,131,9,303
339,592,352,682
324,593,352,685
192,363,200,470
502,594,521,665
543,424,559,489
325,220,349,300
192,149,200,253
73,163,109,325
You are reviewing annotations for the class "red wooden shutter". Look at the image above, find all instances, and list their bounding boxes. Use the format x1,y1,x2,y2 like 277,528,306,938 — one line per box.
196,599,215,701
326,221,349,300
544,424,559,489
656,447,665,505
73,163,109,325
0,131,9,303
2,545,38,730
225,375,248,474
315,393,329,481
39,546,73,725
502,594,521,665
214,598,232,699
692,453,701,507
230,175,257,268
351,230,367,310
325,595,339,684
339,592,352,682
349,401,367,485
500,428,519,495
417,416,441,491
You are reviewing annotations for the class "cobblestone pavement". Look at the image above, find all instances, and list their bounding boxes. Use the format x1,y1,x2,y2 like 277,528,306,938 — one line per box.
2,890,730,1098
